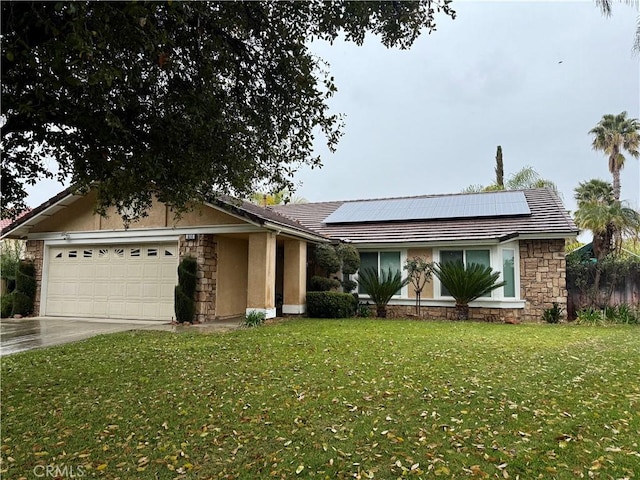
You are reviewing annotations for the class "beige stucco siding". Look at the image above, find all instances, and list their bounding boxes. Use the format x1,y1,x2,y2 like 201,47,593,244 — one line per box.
406,248,434,299
172,204,245,227
31,191,102,233
216,237,249,318
31,195,246,234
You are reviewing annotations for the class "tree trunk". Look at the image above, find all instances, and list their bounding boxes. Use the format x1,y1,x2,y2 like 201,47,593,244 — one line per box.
376,305,387,318
611,161,621,201
455,303,469,320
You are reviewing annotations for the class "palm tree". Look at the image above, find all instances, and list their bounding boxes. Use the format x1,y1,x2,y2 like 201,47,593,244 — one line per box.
432,260,506,321
574,178,640,258
463,153,558,193
357,267,409,318
589,111,640,201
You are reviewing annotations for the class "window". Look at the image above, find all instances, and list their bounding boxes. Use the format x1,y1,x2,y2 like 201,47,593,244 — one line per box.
98,249,109,258
358,251,402,294
83,249,93,258
113,248,125,258
130,248,141,257
147,248,158,257
68,250,78,258
502,249,516,298
164,249,175,257
439,249,491,297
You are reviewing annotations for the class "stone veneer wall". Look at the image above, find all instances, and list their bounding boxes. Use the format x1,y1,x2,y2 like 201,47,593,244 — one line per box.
25,240,45,316
519,238,567,322
371,239,568,323
179,234,217,323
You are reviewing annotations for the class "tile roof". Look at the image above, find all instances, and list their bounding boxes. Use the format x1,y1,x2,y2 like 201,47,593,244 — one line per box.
271,189,578,244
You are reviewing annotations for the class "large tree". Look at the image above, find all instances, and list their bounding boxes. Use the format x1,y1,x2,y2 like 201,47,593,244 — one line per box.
1,1,455,220
574,179,640,260
589,111,640,202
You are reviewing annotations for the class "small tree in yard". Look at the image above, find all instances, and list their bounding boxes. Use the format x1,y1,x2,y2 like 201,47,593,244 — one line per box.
432,260,505,321
357,267,409,318
403,257,434,315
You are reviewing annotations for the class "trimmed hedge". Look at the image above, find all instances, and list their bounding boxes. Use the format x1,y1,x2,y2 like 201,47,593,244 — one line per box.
306,291,357,318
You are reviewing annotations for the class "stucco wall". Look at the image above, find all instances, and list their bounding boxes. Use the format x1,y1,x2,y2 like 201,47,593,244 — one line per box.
31,193,244,234
216,237,249,318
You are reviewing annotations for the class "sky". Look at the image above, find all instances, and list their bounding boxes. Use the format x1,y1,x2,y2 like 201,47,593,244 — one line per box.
26,1,640,222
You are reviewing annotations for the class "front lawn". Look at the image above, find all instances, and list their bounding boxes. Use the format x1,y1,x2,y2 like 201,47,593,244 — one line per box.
2,319,639,479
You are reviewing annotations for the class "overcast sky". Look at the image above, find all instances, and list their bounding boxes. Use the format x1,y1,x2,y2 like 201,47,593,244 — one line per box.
26,1,639,220
293,0,640,215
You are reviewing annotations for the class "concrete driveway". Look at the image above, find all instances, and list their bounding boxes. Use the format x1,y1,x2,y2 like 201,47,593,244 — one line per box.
0,317,174,356
0,317,244,356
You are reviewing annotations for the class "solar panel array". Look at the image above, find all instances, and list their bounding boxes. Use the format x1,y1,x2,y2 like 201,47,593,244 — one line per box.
323,191,531,224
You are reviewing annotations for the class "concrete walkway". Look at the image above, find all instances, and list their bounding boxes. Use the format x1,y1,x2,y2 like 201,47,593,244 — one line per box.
0,317,242,356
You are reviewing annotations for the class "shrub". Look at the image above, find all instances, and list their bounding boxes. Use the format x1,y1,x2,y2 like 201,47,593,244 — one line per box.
174,256,198,323
542,302,563,324
244,310,266,327
306,291,357,318
314,244,341,275
16,260,36,299
309,275,341,292
11,291,33,316
357,267,409,318
357,303,372,318
575,307,604,326
432,260,505,321
1,294,14,318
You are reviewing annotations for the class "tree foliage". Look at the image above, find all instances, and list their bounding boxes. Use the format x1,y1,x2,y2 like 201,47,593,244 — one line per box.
573,179,640,260
432,260,505,320
1,1,455,220
588,111,640,202
403,256,434,315
357,267,409,318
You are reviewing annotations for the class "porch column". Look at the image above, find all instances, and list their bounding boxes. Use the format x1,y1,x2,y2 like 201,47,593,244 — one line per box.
283,240,307,315
246,232,277,318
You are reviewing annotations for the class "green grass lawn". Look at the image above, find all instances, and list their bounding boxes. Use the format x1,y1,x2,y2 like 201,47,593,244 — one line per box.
2,319,639,479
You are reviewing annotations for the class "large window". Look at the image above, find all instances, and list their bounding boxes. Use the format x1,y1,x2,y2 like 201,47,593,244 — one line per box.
358,251,401,294
439,249,491,297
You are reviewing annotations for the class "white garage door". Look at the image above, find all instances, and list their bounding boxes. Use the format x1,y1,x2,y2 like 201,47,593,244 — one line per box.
45,243,178,321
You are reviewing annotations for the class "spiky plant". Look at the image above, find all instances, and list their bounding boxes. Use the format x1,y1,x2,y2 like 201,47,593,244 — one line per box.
433,260,506,320
357,267,409,318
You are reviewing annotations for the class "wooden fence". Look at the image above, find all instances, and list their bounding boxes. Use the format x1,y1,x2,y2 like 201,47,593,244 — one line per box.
567,267,640,319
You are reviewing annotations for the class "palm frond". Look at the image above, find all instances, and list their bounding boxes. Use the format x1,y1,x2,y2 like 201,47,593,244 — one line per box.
357,267,408,308
433,260,506,305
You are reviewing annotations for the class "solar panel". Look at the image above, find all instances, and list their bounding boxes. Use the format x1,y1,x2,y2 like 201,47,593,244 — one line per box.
323,191,531,224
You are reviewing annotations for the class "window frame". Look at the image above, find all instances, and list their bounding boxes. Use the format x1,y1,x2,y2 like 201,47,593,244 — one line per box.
434,243,520,301
356,249,407,298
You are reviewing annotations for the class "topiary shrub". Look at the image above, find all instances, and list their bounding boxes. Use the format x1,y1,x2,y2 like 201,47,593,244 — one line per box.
1,294,14,318
174,256,198,323
16,259,36,299
11,291,33,316
306,291,357,318
309,275,341,292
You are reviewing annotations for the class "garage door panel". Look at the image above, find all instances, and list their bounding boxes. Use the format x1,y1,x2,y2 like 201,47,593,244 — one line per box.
45,243,178,321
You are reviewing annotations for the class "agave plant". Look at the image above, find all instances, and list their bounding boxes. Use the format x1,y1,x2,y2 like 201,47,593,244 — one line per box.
357,267,409,318
432,260,506,320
